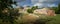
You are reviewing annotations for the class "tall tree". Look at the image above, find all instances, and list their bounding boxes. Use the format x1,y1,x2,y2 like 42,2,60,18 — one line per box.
58,3,60,14
0,0,16,24
0,0,26,24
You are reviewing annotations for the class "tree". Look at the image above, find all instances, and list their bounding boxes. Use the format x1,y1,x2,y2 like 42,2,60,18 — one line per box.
0,0,17,24
58,3,60,14
51,3,60,14
0,0,14,9
0,0,26,24
31,6,38,10
27,9,33,13
27,6,38,13
51,7,58,14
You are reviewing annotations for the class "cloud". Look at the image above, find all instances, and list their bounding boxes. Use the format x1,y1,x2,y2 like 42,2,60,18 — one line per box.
31,0,58,4
31,0,59,7
15,0,59,7
48,4,58,7
33,3,43,7
33,3,57,7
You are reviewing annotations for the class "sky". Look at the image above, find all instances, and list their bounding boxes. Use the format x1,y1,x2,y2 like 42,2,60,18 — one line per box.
12,0,60,8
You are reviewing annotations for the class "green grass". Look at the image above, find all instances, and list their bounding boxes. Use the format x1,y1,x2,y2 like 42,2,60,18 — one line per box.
47,14,60,24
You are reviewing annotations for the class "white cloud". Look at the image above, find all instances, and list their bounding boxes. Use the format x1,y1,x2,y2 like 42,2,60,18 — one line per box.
33,3,44,7
48,4,57,7
31,0,58,3
31,0,58,7
33,3,57,7
34,3,42,6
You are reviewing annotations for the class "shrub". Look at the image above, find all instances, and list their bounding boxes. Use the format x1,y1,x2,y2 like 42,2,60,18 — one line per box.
27,9,33,13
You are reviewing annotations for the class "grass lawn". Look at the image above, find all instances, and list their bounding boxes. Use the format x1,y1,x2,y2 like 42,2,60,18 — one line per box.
47,14,60,24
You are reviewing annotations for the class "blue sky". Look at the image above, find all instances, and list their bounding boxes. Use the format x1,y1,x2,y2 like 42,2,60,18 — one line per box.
12,0,60,8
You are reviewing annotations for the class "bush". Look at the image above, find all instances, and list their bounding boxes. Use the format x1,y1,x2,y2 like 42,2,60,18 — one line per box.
27,9,33,13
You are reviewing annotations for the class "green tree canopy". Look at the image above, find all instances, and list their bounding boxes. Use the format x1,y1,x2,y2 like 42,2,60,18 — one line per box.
58,3,60,14
31,6,38,10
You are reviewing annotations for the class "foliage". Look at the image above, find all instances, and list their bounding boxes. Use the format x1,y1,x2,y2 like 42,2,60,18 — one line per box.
0,0,26,24
31,6,38,10
0,0,15,9
27,6,38,13
57,3,60,14
27,9,33,13
51,7,58,14
52,3,60,14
